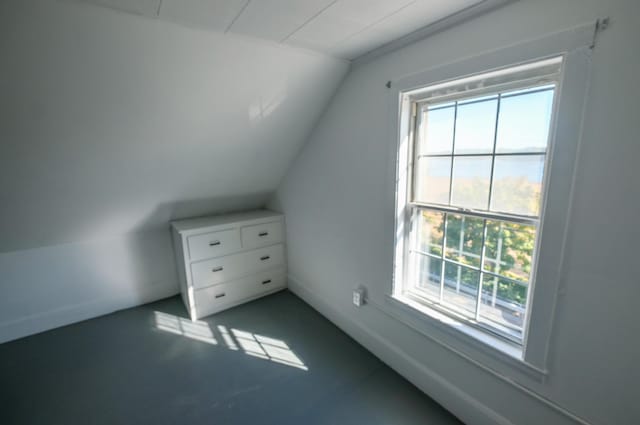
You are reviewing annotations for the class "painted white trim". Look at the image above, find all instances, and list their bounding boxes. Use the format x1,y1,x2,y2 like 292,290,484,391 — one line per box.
288,274,595,425
353,0,516,66
288,275,513,425
387,22,596,374
380,294,542,378
385,21,597,87
0,280,178,344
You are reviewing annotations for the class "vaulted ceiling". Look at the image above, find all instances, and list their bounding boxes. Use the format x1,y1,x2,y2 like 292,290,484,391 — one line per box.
74,0,486,60
0,0,348,252
0,0,507,253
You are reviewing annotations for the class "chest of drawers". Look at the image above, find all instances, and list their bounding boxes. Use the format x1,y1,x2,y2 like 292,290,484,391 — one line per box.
171,210,287,320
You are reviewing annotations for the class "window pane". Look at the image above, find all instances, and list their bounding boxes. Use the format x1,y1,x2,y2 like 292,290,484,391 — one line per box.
454,98,498,154
496,89,554,153
421,106,455,155
480,274,527,337
443,262,479,317
416,210,444,255
451,156,492,210
445,214,483,268
491,155,545,216
416,254,442,300
483,220,536,283
415,157,451,205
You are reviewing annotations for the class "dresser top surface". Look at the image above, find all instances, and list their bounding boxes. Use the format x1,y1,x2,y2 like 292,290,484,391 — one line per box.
171,209,283,234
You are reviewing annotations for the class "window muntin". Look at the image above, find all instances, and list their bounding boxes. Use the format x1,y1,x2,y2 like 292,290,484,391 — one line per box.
412,84,555,217
406,64,559,345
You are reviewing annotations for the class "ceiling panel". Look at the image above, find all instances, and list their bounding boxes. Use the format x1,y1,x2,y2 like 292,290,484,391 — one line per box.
372,0,482,39
329,0,483,59
159,0,249,32
287,0,414,50
229,0,336,42
327,27,396,59
325,0,415,26
74,0,506,60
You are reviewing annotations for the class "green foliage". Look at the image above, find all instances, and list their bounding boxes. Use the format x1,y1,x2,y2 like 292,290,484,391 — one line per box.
421,210,536,305
482,277,527,306
444,262,478,288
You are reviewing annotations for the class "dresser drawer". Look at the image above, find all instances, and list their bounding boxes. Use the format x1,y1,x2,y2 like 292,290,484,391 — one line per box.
187,228,241,261
190,244,285,289
241,220,284,250
194,268,286,318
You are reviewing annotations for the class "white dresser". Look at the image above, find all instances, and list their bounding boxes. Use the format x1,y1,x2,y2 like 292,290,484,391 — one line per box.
171,210,287,320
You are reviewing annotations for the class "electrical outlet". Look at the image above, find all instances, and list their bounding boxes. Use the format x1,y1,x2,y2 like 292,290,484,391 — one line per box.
353,287,365,307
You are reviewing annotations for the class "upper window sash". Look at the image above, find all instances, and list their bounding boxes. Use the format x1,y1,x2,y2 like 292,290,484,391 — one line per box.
406,56,562,105
408,75,558,222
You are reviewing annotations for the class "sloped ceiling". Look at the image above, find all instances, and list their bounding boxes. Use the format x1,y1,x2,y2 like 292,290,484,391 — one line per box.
73,0,490,60
0,0,349,252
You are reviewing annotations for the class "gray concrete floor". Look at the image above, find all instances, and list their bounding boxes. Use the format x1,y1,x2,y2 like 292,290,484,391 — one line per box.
0,290,464,425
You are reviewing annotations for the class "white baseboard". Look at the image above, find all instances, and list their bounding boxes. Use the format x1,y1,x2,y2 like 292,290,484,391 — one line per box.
0,230,181,344
288,275,594,425
0,280,179,344
288,276,513,425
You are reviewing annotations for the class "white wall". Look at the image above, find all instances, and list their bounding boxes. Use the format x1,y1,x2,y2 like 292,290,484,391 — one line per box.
0,0,349,342
0,231,177,343
270,1,640,424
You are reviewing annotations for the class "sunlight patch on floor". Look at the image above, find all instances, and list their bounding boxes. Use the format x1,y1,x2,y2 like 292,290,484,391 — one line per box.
232,328,308,370
154,312,217,345
217,325,239,350
154,312,307,371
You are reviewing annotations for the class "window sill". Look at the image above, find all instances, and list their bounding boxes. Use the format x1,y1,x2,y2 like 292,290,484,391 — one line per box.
375,293,548,383
400,292,523,358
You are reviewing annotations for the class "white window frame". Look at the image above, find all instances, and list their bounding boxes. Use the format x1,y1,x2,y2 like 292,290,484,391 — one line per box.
386,24,594,380
405,58,561,347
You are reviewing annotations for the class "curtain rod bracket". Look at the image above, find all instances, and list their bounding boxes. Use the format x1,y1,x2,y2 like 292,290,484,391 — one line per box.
591,17,610,48
596,17,610,32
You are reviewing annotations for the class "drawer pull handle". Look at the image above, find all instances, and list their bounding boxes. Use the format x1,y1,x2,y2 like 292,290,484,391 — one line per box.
215,293,226,299
262,279,272,285
258,232,269,237
209,241,221,246
260,255,270,261
212,266,224,272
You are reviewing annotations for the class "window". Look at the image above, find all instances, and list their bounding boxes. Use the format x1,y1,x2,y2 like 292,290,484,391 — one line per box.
389,25,593,375
398,57,562,347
